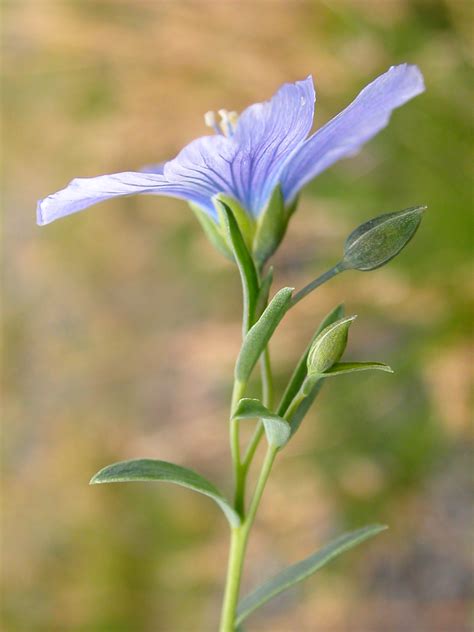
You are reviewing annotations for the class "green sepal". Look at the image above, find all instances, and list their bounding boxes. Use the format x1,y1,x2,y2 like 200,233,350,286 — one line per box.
217,200,259,334
278,304,345,416
90,458,241,528
233,398,291,448
236,524,388,625
253,185,288,267
307,315,357,376
324,361,393,376
343,205,426,271
235,287,293,383
213,193,255,251
189,203,233,260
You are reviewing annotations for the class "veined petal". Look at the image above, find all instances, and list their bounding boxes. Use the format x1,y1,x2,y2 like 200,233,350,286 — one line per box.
37,171,215,226
281,64,425,203
232,76,315,213
162,77,315,217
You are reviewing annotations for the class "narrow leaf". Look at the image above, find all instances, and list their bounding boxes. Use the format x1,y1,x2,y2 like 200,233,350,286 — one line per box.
278,304,344,416
236,524,387,625
343,205,426,271
90,458,241,527
235,287,293,383
324,361,393,376
214,193,255,250
233,398,290,448
216,200,259,334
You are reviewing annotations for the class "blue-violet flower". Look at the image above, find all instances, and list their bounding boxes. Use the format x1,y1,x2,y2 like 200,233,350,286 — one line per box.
37,64,424,228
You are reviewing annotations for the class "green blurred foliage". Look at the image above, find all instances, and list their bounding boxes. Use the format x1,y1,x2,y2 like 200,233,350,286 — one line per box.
3,1,472,631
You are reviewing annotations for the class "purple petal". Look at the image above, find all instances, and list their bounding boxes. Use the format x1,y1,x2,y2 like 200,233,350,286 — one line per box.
163,77,315,217
280,64,425,202
139,162,165,174
232,76,315,212
37,171,215,226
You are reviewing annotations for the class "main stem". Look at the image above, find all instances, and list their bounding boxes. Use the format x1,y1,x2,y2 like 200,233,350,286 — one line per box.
220,270,277,631
219,445,277,632
221,339,276,630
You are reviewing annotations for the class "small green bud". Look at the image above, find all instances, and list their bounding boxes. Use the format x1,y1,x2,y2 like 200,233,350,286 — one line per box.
307,315,356,377
343,206,426,271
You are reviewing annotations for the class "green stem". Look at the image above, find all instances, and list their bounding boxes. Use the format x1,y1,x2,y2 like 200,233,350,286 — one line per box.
291,262,345,306
219,526,247,632
231,379,246,516
283,387,307,422
244,445,277,529
219,446,278,632
242,347,273,471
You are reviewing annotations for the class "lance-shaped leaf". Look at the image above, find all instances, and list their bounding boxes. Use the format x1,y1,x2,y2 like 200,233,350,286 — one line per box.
324,361,393,376
90,458,241,527
236,524,387,625
343,206,426,271
233,398,291,448
253,185,289,267
307,315,357,377
278,304,345,416
235,287,293,383
216,199,259,334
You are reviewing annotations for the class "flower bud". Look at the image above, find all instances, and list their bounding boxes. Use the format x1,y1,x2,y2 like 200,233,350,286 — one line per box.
307,316,356,377
343,206,426,271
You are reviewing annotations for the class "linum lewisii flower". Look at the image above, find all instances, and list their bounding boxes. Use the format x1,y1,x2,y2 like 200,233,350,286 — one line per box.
37,64,424,264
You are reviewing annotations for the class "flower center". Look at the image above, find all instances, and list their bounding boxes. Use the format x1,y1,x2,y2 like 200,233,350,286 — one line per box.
204,109,239,137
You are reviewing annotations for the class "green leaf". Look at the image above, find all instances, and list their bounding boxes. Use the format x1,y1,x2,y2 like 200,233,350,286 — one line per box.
189,203,233,260
214,193,255,250
324,361,393,376
90,458,241,528
236,524,387,625
216,199,259,334
233,398,291,448
343,205,426,271
235,287,293,383
307,315,356,377
278,304,345,416
253,185,288,267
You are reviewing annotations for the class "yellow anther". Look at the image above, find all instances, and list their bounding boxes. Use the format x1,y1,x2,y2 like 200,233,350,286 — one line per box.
218,109,239,136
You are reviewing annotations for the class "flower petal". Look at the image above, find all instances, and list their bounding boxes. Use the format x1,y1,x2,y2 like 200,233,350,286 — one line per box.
163,77,315,217
37,171,216,226
139,162,165,174
280,64,425,202
232,76,315,212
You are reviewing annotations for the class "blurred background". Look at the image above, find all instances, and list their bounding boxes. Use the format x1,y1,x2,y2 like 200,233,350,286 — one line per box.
3,1,473,630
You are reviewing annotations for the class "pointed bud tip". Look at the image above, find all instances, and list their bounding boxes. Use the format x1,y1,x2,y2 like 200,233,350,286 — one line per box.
343,205,426,271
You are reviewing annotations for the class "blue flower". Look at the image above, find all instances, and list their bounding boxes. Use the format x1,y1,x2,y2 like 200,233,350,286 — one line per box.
37,64,424,227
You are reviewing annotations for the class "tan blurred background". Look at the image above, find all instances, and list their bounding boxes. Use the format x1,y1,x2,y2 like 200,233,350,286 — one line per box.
3,1,473,631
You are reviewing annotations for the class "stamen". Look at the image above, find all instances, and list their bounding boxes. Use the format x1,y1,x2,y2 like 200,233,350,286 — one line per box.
204,111,222,135
218,109,239,137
